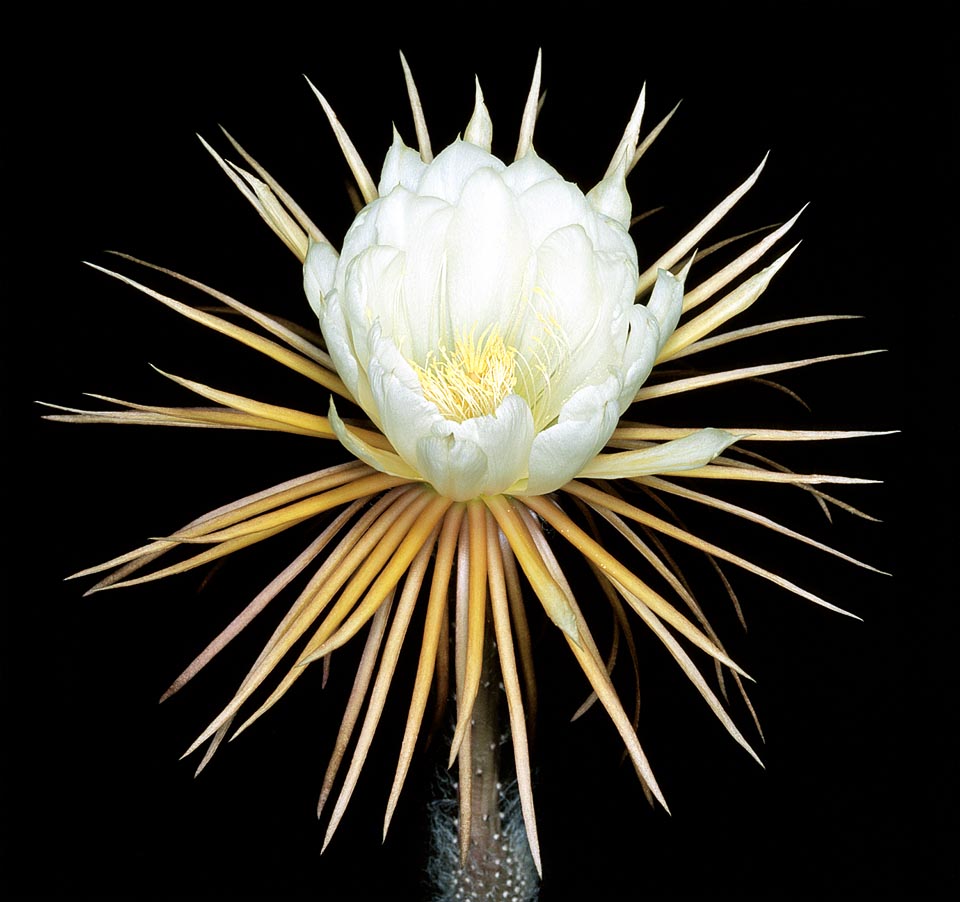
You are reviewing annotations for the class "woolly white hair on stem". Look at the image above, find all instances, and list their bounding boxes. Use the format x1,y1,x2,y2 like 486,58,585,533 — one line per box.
427,757,539,901
46,49,888,895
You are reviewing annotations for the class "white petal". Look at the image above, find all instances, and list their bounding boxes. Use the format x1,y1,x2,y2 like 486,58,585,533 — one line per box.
362,329,441,465
417,139,505,203
303,239,340,318
416,395,535,501
340,245,405,370
646,265,687,352
328,398,421,479
585,149,632,228
396,205,457,361
514,176,596,249
525,224,599,346
416,430,488,501
525,229,640,415
617,302,661,411
500,148,563,196
378,126,428,195
347,191,455,362
318,288,363,403
443,167,531,337
368,187,448,257
336,205,378,283
521,378,622,495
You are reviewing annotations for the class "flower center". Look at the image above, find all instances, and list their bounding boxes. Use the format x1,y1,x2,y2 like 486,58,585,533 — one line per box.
415,327,518,422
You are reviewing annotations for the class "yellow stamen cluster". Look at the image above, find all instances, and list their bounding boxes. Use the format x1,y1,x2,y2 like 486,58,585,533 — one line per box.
415,327,518,422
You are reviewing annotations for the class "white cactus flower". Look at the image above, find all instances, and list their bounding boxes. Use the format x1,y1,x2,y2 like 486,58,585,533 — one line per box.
48,51,886,891
304,113,696,501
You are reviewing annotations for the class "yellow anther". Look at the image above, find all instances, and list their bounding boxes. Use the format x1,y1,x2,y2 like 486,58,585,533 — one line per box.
416,327,518,422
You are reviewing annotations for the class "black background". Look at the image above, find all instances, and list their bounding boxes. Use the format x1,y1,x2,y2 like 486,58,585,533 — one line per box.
7,7,955,900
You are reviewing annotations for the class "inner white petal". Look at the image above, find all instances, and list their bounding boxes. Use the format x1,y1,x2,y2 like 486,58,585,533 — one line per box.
443,167,531,341
416,394,534,500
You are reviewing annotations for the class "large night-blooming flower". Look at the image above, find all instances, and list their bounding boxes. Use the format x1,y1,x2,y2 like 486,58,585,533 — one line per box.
48,53,884,891
305,97,694,501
